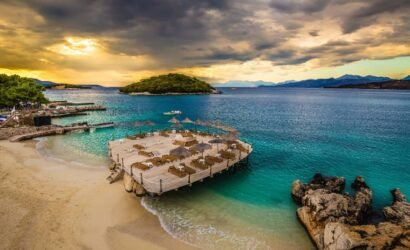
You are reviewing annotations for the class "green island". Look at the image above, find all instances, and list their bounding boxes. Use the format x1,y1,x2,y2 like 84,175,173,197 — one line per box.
47,84,91,90
119,73,219,95
0,74,48,108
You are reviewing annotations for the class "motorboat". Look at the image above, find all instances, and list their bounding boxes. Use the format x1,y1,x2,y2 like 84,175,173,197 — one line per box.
163,110,182,116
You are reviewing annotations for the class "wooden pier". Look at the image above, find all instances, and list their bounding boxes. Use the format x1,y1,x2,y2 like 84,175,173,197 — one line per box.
9,125,90,142
108,130,252,195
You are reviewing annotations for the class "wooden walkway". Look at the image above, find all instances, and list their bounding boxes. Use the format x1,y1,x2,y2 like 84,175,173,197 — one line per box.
9,125,89,142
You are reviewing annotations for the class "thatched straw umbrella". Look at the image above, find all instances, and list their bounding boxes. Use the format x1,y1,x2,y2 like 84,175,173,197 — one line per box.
171,122,183,131
170,146,191,159
182,117,193,124
223,131,239,142
192,142,212,157
144,120,155,126
168,117,179,123
144,120,155,132
134,121,145,134
181,117,194,131
134,120,155,134
208,138,226,152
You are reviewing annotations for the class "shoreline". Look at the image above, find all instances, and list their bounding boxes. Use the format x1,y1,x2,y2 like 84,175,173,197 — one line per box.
0,140,195,249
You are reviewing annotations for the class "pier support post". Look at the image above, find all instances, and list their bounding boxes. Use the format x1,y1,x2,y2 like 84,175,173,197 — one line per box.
130,165,133,176
121,158,124,168
117,153,119,163
140,173,143,185
239,150,241,160
160,179,163,193
188,173,191,185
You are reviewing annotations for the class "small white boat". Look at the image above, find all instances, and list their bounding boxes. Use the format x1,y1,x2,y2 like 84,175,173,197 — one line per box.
163,110,182,116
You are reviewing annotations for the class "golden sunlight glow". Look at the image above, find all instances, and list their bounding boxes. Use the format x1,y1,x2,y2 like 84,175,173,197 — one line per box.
48,37,98,56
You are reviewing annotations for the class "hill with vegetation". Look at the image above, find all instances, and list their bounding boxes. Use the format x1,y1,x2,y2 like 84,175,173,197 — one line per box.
327,80,410,90
261,75,392,88
119,73,217,94
0,74,48,108
34,79,92,89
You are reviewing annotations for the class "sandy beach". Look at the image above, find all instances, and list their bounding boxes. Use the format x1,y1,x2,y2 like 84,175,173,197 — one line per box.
0,140,195,250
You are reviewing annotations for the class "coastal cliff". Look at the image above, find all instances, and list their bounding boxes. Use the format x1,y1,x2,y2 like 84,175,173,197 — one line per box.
291,173,410,250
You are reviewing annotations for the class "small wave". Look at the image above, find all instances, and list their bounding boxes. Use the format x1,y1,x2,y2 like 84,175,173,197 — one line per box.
141,197,271,250
34,137,109,169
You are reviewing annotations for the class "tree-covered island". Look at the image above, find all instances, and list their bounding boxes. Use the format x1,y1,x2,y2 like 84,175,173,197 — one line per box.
119,73,220,95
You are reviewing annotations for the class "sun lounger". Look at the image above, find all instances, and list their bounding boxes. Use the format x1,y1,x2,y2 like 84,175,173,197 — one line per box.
168,166,188,178
180,163,196,174
160,131,170,137
205,155,223,164
219,150,235,160
161,154,178,163
133,144,145,150
181,132,193,137
147,157,165,166
172,140,185,146
184,139,198,147
191,158,209,170
138,150,154,157
131,162,150,171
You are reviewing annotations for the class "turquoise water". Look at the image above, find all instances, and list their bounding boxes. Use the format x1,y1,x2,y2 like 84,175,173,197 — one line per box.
44,88,410,249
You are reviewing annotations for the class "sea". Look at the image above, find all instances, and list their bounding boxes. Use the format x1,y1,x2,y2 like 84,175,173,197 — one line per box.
40,87,410,249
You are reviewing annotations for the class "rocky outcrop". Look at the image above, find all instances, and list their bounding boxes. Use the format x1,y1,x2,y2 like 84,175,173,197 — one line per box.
383,188,410,226
123,172,146,197
292,174,410,250
291,173,345,203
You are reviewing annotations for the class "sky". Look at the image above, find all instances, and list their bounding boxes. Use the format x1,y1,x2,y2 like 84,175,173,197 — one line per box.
0,0,409,86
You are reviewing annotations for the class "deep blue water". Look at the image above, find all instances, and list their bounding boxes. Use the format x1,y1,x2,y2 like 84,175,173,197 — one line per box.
44,88,410,249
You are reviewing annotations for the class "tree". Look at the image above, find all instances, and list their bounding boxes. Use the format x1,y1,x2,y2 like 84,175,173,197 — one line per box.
0,74,48,108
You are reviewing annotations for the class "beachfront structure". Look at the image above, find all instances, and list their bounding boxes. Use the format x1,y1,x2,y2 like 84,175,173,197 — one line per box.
108,129,252,195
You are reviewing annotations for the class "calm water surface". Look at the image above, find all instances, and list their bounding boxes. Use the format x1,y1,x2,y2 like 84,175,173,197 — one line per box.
43,88,410,249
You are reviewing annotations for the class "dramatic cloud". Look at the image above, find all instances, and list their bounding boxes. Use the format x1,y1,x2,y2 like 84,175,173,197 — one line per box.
0,0,409,85
269,0,329,13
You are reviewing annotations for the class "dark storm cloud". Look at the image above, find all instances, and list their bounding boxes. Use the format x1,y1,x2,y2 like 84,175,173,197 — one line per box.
0,0,409,73
269,0,330,13
185,46,256,63
264,49,316,65
340,0,410,33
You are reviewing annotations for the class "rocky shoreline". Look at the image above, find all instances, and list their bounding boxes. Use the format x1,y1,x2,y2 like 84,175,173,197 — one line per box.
291,173,409,249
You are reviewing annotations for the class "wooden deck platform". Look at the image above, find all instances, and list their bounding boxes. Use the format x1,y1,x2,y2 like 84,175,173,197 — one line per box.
108,130,252,195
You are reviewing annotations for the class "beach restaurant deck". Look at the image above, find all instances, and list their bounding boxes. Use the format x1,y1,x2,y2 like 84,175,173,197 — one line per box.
108,125,252,195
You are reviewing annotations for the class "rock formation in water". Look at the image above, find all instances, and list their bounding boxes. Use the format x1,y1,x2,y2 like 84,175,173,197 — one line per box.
123,172,146,197
291,174,410,250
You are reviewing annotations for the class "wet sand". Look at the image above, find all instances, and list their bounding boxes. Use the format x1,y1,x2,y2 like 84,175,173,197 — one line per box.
0,140,195,250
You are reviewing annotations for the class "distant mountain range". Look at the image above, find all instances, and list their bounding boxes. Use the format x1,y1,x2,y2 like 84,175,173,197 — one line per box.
214,75,410,88
213,80,273,88
328,79,410,90
33,79,108,89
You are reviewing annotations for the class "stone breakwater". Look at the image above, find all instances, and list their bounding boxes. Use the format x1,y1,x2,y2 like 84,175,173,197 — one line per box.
291,173,410,250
